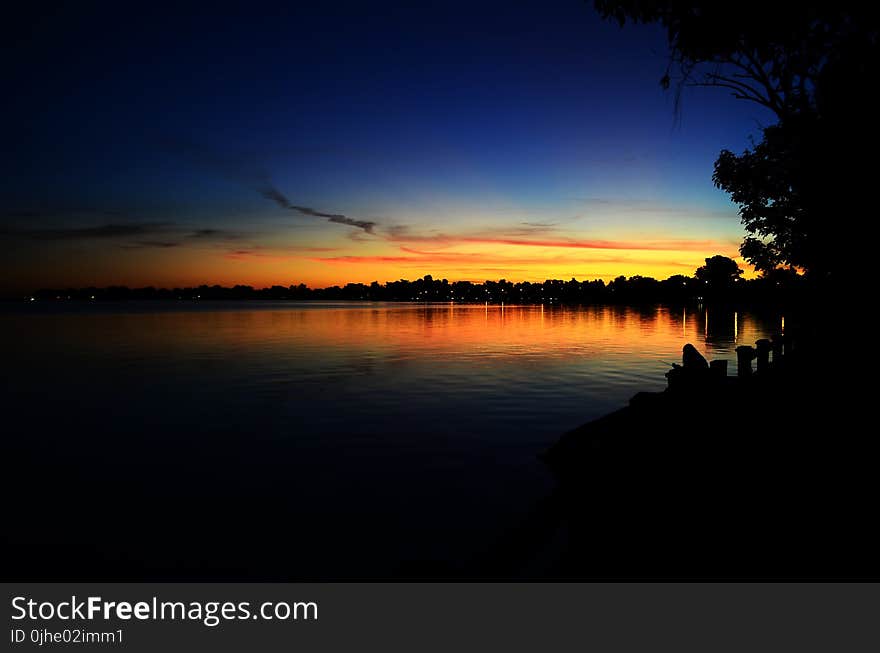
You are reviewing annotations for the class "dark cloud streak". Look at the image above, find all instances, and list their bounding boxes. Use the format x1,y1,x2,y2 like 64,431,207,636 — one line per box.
185,228,244,240
0,222,247,249
123,241,180,249
259,185,376,234
1,208,125,220
1,223,173,240
163,140,378,235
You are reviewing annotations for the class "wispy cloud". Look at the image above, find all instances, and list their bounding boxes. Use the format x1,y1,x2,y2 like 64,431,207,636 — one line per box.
163,139,378,235
520,221,558,228
259,185,377,234
1,222,249,249
123,240,180,249
384,227,726,251
564,197,737,218
185,228,245,240
1,223,173,240
223,249,297,262
222,244,340,261
312,249,636,267
454,237,724,251
1,208,125,220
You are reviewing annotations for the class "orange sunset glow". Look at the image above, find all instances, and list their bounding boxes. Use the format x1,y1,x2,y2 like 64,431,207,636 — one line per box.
3,222,751,292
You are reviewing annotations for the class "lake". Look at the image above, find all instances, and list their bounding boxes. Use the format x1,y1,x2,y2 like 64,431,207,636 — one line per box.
1,301,781,578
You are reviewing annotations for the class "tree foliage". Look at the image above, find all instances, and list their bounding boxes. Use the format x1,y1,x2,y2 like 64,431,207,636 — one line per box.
593,3,876,120
712,123,808,274
594,2,880,281
695,255,742,289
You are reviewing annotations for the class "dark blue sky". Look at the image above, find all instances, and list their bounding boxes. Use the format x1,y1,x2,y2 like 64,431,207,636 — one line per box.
2,1,775,289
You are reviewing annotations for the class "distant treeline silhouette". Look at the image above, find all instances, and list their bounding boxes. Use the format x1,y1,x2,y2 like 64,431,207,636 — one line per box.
27,256,804,305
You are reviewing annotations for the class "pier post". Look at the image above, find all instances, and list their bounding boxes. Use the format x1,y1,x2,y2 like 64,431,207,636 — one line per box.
736,345,755,378
771,334,785,365
709,359,727,380
755,339,772,373
782,330,794,357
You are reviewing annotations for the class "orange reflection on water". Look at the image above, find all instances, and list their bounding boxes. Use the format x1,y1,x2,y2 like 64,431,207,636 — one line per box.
48,304,767,361
5,303,777,384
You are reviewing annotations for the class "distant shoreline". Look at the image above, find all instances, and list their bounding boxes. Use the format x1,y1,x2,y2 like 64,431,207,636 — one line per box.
9,274,803,306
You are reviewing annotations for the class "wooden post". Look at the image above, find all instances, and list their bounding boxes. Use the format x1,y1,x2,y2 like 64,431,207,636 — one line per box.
783,331,793,357
771,334,784,365
709,359,727,380
755,339,771,373
736,345,755,378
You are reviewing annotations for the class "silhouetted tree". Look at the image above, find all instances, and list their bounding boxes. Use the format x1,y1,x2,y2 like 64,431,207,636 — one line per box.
694,255,742,291
593,3,875,120
594,3,880,283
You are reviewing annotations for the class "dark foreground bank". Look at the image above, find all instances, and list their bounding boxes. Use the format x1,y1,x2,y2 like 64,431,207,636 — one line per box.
536,332,878,578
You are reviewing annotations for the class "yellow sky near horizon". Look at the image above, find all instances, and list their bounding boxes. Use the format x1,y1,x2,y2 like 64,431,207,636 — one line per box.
3,231,752,291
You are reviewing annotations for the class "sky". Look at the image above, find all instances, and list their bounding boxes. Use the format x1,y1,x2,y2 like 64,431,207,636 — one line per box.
1,1,776,292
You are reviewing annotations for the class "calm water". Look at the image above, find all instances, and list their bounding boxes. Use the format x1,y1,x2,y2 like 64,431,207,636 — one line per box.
2,302,779,578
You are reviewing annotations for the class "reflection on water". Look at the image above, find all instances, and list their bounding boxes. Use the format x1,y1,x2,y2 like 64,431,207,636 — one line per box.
1,302,779,577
